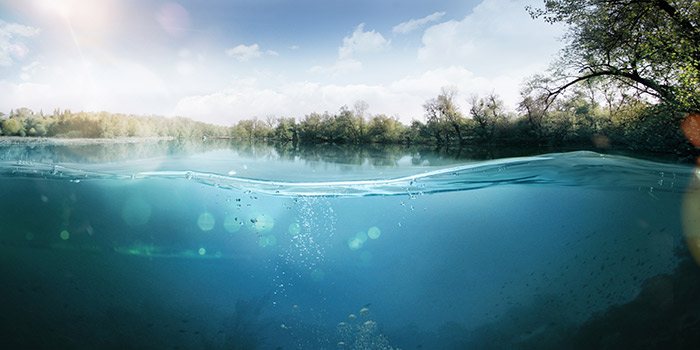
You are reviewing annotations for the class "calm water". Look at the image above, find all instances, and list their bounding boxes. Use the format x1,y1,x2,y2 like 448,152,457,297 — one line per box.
1,139,699,349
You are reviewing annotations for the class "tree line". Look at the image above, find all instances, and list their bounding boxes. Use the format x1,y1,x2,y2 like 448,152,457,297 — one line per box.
225,82,690,156
0,82,692,156
0,108,230,139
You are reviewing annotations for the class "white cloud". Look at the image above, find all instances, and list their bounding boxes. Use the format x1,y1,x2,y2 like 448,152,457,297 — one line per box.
174,48,207,77
20,61,43,81
338,23,390,59
172,65,527,125
392,11,446,35
308,59,363,76
0,58,171,115
307,23,389,79
226,44,261,62
173,84,299,125
0,81,53,109
0,20,41,67
418,0,565,78
225,44,277,62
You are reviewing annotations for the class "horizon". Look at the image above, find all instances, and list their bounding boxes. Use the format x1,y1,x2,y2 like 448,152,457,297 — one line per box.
0,0,565,126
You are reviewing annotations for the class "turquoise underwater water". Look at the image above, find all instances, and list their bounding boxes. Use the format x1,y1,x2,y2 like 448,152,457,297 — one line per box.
0,142,698,349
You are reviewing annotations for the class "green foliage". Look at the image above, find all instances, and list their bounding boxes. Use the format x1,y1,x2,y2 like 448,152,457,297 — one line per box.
528,0,700,113
367,114,403,144
230,106,407,145
469,93,506,142
221,85,694,157
272,117,297,143
423,86,466,144
0,108,230,139
1,118,25,136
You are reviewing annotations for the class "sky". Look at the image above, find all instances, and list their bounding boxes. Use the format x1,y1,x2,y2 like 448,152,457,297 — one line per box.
0,0,566,126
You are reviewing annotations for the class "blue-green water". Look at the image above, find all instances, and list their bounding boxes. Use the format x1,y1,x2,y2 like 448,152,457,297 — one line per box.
1,140,699,349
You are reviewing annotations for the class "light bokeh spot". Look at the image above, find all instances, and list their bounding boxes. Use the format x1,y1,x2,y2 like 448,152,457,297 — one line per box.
198,247,206,255
258,235,277,247
368,226,381,239
252,213,274,232
683,174,700,267
224,214,241,233
197,212,216,231
348,237,363,250
155,2,191,37
60,230,70,240
288,222,301,235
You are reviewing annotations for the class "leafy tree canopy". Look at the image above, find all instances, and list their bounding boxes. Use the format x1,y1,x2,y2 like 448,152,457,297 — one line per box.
528,0,700,113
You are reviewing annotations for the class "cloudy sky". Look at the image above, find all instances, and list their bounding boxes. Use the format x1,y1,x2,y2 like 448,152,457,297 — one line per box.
0,0,565,125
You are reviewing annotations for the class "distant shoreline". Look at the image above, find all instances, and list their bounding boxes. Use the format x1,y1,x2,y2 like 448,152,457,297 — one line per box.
0,136,174,145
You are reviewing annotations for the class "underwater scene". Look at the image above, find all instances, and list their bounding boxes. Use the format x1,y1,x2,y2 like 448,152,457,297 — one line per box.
2,140,700,349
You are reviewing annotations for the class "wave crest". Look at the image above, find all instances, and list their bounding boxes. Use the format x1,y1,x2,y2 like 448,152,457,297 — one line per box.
0,151,692,197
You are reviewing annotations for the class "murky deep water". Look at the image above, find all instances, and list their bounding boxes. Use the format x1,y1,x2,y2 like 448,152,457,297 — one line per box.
1,140,699,349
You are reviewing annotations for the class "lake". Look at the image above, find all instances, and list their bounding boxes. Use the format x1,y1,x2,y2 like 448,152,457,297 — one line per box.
1,139,699,349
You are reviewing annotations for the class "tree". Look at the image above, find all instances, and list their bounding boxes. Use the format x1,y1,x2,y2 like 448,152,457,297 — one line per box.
24,114,49,136
14,107,34,119
423,86,466,144
528,0,700,113
353,100,369,120
469,92,505,142
299,112,324,143
1,118,25,136
518,89,548,140
368,114,404,143
334,106,364,143
273,117,297,143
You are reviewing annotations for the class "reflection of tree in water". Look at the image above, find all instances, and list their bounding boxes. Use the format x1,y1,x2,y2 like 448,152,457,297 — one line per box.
0,139,237,164
273,142,550,169
2,139,661,168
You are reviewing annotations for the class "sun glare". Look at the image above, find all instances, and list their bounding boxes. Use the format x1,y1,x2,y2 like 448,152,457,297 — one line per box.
33,0,67,18
33,0,119,31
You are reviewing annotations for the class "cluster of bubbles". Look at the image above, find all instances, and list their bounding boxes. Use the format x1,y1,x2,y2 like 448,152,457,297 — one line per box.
336,307,400,350
273,197,336,297
282,197,336,268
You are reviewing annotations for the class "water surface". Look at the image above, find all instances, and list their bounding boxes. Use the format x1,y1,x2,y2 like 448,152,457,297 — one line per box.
1,140,698,349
